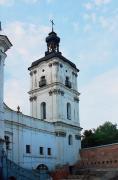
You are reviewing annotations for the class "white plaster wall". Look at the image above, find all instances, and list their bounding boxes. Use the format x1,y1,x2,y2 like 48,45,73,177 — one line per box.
0,50,6,139
29,57,80,126
4,108,57,170
4,107,81,170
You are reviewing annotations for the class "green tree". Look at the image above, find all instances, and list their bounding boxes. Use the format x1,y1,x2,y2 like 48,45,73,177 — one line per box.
81,121,118,148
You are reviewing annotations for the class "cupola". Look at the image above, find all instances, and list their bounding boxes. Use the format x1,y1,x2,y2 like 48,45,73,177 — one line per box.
45,20,60,55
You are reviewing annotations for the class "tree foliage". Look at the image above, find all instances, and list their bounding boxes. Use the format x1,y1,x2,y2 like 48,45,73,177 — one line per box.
81,121,118,148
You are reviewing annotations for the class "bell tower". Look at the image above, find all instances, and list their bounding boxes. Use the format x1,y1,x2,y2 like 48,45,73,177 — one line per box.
28,25,80,127
0,25,12,140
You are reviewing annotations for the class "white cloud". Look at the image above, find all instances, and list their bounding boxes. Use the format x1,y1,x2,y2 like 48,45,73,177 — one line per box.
83,0,112,11
0,0,54,5
0,0,14,5
84,2,93,10
80,68,118,130
94,0,112,6
22,0,55,4
83,13,96,23
4,21,50,114
99,13,118,32
4,79,29,113
4,21,49,60
23,0,39,4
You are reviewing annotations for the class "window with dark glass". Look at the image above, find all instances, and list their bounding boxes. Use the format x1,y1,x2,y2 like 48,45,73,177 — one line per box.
26,145,31,153
40,147,44,155
39,76,46,87
4,135,10,150
68,135,73,145
47,148,51,155
67,103,71,120
41,102,46,119
65,76,71,88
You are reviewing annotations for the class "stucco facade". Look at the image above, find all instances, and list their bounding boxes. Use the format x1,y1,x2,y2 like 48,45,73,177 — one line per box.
0,29,81,172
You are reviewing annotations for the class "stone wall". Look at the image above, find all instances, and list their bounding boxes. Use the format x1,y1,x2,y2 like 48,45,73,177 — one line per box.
78,143,118,169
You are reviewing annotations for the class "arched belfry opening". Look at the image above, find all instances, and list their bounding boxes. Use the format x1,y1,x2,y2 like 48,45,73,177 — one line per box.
45,31,60,55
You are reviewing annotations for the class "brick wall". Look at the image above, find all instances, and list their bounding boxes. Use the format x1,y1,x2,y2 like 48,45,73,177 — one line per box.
78,143,118,169
50,165,69,180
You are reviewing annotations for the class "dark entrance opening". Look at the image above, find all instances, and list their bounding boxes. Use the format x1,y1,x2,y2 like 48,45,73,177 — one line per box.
8,176,16,180
37,164,48,171
37,164,50,180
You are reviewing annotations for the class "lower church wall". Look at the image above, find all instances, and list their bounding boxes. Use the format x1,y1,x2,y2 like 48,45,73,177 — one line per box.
3,107,81,171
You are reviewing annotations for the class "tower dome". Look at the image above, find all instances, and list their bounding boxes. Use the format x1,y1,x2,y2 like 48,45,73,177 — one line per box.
45,31,60,55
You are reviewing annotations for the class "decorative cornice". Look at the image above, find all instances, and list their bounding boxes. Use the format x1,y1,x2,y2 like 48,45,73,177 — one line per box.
53,121,82,131
5,120,55,135
28,82,80,96
29,96,37,101
49,89,64,96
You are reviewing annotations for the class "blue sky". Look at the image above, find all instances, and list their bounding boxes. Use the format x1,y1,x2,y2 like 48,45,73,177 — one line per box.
0,0,118,130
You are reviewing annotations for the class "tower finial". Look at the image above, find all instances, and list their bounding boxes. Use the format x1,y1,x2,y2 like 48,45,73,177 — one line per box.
50,20,55,32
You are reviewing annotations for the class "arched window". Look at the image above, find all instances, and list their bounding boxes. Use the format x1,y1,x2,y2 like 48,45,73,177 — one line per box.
41,102,46,119
67,103,71,120
68,135,73,145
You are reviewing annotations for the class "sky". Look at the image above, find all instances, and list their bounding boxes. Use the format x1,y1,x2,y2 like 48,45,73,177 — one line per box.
0,0,118,130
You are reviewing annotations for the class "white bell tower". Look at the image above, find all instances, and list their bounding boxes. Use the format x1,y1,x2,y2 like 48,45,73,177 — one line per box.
28,26,80,127
0,26,12,140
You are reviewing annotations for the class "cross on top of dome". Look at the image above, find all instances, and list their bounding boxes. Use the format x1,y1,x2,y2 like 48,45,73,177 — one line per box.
45,20,60,56
50,20,55,32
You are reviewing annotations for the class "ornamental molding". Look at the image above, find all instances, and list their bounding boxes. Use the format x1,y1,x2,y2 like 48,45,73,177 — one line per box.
53,61,59,66
29,72,33,76
48,62,63,68
29,70,37,76
29,96,37,101
33,70,37,74
74,96,79,103
72,71,78,77
49,89,64,96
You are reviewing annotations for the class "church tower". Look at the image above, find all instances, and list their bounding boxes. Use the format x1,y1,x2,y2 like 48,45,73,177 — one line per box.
0,29,12,140
28,27,80,127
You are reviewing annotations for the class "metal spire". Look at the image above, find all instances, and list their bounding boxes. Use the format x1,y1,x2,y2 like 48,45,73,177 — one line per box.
50,20,55,32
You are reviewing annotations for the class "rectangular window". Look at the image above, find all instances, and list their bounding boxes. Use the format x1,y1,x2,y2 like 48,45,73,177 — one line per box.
47,148,51,156
26,145,31,153
4,136,10,150
40,147,44,155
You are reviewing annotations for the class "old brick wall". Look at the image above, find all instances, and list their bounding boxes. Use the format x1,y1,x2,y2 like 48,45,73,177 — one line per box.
50,165,69,180
78,143,118,169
